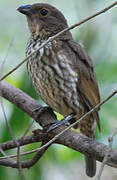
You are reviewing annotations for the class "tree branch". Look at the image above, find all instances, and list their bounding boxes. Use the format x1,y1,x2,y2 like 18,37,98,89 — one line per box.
0,141,51,168
0,126,117,169
0,81,117,169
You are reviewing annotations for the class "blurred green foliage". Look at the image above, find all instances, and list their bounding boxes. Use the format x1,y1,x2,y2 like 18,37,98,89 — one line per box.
0,0,117,179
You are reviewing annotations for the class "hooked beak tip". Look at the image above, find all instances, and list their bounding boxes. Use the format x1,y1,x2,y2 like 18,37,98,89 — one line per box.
17,5,32,15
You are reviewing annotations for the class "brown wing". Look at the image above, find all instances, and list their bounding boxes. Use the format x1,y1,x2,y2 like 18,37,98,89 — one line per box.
68,39,101,131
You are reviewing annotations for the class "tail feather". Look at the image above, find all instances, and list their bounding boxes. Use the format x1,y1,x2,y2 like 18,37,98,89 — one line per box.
79,116,97,177
85,155,96,177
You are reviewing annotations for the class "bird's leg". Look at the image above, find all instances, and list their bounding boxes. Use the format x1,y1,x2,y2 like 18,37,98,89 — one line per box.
33,106,76,132
47,112,76,132
32,106,58,133
32,106,57,119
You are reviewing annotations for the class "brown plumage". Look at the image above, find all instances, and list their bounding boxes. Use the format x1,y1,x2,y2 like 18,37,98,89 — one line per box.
17,3,100,177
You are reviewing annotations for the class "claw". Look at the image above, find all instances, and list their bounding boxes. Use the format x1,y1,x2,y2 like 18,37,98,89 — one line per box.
47,120,70,132
63,112,76,122
47,112,76,132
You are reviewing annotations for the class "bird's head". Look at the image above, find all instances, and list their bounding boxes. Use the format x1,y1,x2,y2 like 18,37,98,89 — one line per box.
17,3,70,40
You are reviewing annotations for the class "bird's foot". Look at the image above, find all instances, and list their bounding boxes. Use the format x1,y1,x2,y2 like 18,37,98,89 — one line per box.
32,106,56,118
47,112,76,132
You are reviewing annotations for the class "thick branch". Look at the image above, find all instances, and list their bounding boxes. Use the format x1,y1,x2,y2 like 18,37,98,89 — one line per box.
0,81,117,169
0,129,117,168
0,81,56,126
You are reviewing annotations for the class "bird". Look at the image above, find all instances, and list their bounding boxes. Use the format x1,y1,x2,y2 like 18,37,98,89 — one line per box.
17,3,100,177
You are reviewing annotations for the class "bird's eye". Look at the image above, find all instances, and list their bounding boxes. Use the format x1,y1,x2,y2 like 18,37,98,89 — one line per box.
40,9,48,16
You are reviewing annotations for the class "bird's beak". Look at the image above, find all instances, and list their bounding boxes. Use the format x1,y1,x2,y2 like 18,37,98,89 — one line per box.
17,5,32,16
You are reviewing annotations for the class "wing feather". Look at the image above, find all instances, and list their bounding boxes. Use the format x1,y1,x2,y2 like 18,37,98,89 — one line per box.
68,39,101,130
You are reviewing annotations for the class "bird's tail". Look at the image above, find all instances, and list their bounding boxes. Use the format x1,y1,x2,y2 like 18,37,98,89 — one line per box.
80,115,97,177
85,155,96,177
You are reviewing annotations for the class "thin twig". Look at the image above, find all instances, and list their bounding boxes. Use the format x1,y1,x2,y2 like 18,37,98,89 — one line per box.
0,99,25,180
0,83,117,169
0,2,116,173
0,89,117,160
18,119,35,175
96,129,117,180
0,146,15,164
22,120,34,138
0,142,51,168
0,38,16,140
0,1,117,81
0,39,25,180
15,119,35,178
1,128,117,168
17,146,25,180
0,37,14,77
